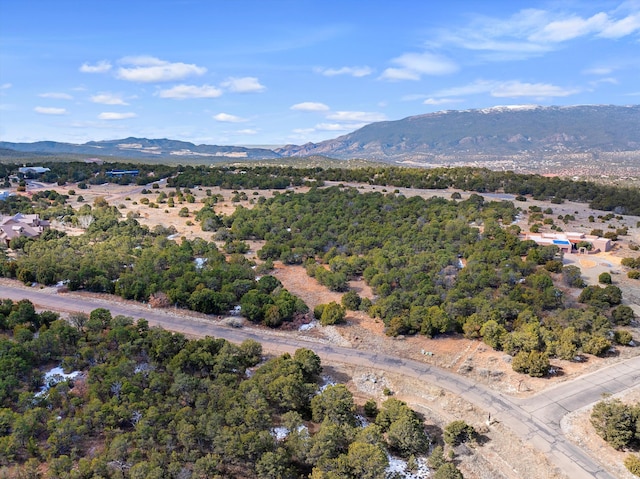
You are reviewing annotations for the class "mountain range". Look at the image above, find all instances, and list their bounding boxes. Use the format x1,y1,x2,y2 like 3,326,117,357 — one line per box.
2,105,639,165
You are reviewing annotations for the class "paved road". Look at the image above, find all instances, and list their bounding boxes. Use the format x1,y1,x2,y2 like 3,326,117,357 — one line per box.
2,283,636,479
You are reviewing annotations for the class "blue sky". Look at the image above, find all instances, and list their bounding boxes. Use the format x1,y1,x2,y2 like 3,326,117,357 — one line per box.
1,0,639,146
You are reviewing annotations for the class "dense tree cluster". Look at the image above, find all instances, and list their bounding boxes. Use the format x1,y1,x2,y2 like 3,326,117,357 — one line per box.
310,166,640,215
210,185,631,374
0,300,435,479
7,161,175,186
1,202,306,327
167,165,313,190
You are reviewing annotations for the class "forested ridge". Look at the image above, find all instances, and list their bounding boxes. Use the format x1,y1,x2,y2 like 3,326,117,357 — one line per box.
0,300,465,479
169,165,640,215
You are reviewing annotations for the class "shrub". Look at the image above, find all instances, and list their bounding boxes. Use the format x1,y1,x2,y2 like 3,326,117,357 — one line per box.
341,290,361,310
319,302,346,326
625,454,640,476
444,420,476,446
611,305,635,326
512,350,550,377
613,330,632,346
598,272,612,284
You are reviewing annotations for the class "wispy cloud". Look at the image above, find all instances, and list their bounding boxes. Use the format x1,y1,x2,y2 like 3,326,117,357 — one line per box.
98,112,137,120
39,92,73,100
423,98,462,106
34,106,67,115
380,52,457,81
221,77,265,93
157,84,222,99
236,129,258,135
315,122,360,131
80,60,112,73
437,5,640,61
290,102,330,112
90,93,128,105
326,111,387,122
0,83,11,90
583,66,614,75
431,79,580,99
213,113,246,123
492,81,580,98
315,66,373,77
117,56,206,83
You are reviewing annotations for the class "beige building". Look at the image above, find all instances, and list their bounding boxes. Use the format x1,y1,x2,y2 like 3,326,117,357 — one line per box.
520,231,612,253
0,213,50,246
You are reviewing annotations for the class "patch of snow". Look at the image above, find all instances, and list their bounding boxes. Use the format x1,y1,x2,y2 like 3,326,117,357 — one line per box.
385,455,430,479
319,375,337,392
270,424,308,441
355,414,370,427
271,426,289,441
167,234,179,240
299,321,318,331
194,257,207,270
36,366,81,397
230,305,242,315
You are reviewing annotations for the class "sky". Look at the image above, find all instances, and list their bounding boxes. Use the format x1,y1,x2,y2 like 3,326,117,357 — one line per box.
1,0,639,146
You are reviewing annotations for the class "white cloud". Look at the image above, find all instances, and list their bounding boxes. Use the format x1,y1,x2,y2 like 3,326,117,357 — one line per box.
79,61,112,73
380,52,457,81
98,112,137,120
213,113,246,123
440,6,640,61
583,66,614,75
491,81,580,98
530,13,609,42
157,84,222,99
117,56,206,83
90,93,128,105
380,68,421,81
433,79,502,97
236,129,258,135
39,92,73,100
290,102,330,112
34,106,67,115
315,123,361,131
599,12,640,38
424,98,462,105
292,128,316,135
316,66,373,77
326,111,387,122
588,77,619,87
0,83,11,90
221,77,265,93
432,79,579,99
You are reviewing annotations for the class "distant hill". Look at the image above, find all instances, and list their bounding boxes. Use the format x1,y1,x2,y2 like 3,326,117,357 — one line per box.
0,137,280,160
2,105,639,168
276,104,640,162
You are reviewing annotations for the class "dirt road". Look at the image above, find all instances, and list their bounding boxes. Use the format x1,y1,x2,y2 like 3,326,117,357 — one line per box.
1,281,635,479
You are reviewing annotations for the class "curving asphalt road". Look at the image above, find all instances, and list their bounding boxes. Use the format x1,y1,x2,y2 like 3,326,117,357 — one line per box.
2,282,638,479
